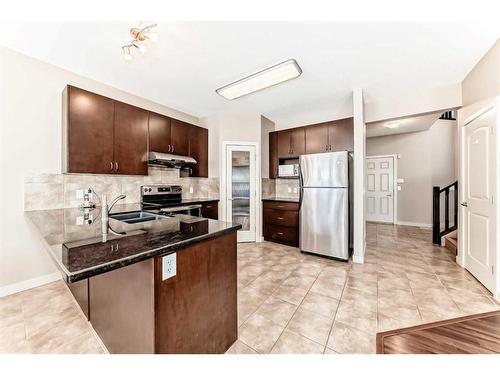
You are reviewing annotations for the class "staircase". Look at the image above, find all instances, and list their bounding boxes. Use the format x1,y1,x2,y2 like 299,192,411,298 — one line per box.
432,181,458,252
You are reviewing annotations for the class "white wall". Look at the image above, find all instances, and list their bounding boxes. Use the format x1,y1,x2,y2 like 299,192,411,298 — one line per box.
260,116,275,179
462,39,500,107
366,120,457,226
0,47,199,292
352,88,366,263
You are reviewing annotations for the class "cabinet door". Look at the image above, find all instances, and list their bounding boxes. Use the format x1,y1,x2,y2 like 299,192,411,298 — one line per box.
329,118,354,152
67,86,115,174
277,130,291,157
149,112,171,153
290,127,305,156
170,119,190,156
269,132,278,179
305,123,329,154
189,125,208,177
201,202,218,220
113,101,149,175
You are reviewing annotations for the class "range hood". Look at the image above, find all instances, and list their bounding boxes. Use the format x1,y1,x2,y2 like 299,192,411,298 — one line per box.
148,152,197,169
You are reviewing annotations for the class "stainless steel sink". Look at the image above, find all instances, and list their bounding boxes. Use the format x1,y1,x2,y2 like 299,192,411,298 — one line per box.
109,211,164,224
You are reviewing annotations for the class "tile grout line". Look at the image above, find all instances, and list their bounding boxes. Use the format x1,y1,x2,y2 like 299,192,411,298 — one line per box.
267,266,324,354
322,274,348,354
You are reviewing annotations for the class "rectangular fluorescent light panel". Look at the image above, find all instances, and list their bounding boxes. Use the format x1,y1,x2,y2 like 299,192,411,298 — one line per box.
216,59,302,100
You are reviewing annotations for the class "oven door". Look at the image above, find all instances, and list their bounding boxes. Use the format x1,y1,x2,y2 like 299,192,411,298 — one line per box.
161,204,202,217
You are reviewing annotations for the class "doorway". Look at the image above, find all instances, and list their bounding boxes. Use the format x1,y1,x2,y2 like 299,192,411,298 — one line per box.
461,105,497,292
222,143,258,242
365,155,396,224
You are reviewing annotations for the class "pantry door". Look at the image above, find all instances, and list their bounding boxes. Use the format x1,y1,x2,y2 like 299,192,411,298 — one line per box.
225,144,257,242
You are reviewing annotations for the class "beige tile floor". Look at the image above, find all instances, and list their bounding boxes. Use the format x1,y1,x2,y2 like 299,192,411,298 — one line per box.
1,223,499,354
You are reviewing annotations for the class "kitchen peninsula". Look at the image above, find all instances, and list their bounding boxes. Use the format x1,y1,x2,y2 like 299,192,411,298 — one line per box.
26,204,241,354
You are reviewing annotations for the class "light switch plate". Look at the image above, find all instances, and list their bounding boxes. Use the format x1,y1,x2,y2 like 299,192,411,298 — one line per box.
189,186,194,194
397,186,402,191
162,253,177,280
397,178,405,184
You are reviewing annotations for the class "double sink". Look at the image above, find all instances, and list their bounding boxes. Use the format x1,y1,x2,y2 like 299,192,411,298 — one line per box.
109,211,165,224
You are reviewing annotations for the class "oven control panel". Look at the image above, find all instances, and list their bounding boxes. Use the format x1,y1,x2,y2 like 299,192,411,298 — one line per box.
141,185,182,195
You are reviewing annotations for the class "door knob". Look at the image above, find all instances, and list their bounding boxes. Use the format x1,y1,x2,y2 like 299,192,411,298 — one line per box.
461,202,468,207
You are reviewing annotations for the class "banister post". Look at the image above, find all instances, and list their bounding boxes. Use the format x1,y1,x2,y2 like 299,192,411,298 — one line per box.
432,186,441,244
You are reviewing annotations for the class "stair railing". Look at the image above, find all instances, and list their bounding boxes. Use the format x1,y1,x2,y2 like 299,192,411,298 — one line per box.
432,181,458,244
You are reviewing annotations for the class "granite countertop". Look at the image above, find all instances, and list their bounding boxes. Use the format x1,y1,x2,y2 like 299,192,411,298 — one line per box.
26,203,240,283
262,197,300,203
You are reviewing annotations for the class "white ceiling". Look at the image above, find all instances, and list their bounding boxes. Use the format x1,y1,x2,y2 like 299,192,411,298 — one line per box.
0,21,498,125
366,111,444,138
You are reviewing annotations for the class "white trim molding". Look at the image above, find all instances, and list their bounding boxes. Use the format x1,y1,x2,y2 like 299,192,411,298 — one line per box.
395,221,432,228
0,272,61,298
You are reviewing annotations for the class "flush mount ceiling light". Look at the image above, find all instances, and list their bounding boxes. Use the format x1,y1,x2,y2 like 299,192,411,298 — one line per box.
122,23,158,61
216,59,302,100
384,121,401,129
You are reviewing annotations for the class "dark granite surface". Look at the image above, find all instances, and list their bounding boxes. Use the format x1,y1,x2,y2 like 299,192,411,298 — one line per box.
262,197,300,203
26,203,240,283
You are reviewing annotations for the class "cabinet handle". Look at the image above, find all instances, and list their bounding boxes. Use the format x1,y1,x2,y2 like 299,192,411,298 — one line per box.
167,145,171,152
277,232,284,236
114,162,119,171
110,162,114,171
329,145,332,151
325,145,328,151
172,145,175,153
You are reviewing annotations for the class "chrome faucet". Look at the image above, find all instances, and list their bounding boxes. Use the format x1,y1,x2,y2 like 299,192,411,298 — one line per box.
108,194,126,213
101,194,126,236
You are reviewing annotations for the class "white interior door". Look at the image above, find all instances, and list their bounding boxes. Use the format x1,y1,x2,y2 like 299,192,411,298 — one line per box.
463,107,496,291
225,145,256,242
365,156,395,223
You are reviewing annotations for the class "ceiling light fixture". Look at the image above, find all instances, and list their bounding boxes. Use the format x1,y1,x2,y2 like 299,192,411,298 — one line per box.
216,59,302,100
122,23,158,61
384,122,401,129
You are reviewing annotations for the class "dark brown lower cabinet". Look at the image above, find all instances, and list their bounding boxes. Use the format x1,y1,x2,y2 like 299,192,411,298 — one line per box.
263,200,299,247
200,201,218,220
82,232,237,354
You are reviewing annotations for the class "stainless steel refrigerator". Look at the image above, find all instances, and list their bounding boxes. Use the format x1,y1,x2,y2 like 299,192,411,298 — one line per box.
299,151,352,260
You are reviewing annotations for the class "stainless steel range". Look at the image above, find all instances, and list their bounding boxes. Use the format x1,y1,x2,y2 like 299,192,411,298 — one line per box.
141,185,201,217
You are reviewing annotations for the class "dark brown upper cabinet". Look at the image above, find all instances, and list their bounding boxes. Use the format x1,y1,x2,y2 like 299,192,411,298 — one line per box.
268,117,353,179
148,112,171,153
66,86,115,174
65,86,209,177
276,128,305,158
269,132,278,179
170,119,190,156
113,102,149,175
329,117,354,152
305,123,329,154
188,125,209,177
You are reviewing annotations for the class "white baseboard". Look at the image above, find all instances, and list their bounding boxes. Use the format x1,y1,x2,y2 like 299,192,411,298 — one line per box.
256,236,264,243
395,221,432,228
0,272,61,298
352,255,364,264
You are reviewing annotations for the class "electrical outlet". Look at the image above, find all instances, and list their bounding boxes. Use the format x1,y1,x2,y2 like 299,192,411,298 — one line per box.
162,253,177,280
293,187,298,193
189,186,194,194
288,187,292,193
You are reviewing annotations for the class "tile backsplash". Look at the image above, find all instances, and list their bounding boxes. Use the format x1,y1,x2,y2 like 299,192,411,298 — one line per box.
275,178,300,199
24,167,219,211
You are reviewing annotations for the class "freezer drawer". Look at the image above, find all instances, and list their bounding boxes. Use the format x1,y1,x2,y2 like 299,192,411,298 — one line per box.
299,187,349,259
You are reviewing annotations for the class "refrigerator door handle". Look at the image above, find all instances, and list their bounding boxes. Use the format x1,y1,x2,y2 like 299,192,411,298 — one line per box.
299,165,304,210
